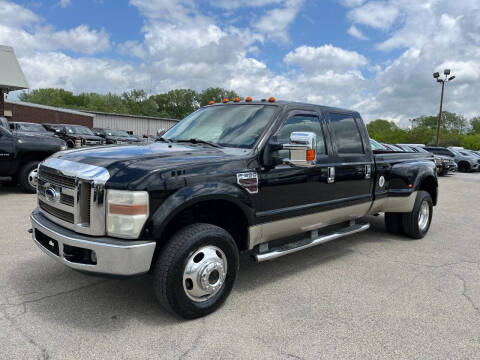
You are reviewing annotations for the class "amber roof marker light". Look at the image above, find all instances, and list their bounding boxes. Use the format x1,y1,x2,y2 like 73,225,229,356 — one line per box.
233,97,240,102
245,97,252,102
208,101,215,105
222,98,230,103
268,97,276,102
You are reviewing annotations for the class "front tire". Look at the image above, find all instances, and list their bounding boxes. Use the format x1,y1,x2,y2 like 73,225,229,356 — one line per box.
401,191,433,239
458,162,470,173
18,161,39,193
153,223,239,319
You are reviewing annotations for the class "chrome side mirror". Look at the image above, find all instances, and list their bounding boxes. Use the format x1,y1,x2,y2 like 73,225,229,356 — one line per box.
283,131,316,167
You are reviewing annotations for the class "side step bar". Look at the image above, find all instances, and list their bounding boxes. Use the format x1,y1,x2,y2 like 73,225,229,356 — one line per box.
253,223,370,262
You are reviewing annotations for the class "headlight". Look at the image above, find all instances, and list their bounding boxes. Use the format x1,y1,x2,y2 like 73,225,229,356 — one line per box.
106,190,149,239
60,145,67,151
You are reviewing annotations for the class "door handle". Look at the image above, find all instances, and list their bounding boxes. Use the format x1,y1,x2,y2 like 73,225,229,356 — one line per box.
365,164,372,179
327,166,335,183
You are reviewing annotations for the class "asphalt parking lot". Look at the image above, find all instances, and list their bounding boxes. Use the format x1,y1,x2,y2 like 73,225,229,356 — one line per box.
1,173,479,360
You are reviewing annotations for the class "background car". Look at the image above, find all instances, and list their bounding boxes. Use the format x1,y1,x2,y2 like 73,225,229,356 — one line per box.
9,122,53,137
407,145,455,175
425,146,479,172
44,124,104,148
92,127,142,144
370,139,388,151
382,143,404,151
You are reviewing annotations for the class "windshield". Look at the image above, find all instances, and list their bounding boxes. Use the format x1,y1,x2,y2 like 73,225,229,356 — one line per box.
387,144,403,151
107,129,130,137
370,139,387,150
412,146,428,153
164,105,277,148
66,126,95,135
16,123,47,132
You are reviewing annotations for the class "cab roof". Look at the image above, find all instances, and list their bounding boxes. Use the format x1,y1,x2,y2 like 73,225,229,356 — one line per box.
207,100,361,117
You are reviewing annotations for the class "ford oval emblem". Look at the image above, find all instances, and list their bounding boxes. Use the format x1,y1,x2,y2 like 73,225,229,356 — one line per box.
45,187,60,203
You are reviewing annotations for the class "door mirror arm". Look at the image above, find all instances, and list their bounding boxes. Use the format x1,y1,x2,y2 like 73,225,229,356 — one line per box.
262,142,283,169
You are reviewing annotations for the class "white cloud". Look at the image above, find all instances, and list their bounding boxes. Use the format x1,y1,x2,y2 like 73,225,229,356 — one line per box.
348,1,399,30
284,45,368,72
252,0,304,42
5,0,480,126
347,25,368,40
0,0,39,27
0,24,110,55
58,0,71,8
211,0,284,9
19,52,148,93
344,0,480,123
338,0,366,7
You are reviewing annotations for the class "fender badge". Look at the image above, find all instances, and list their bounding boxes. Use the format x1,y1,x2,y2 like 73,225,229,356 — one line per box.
378,175,385,188
237,172,259,194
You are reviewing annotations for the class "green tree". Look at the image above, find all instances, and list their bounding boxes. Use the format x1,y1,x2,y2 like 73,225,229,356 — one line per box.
151,89,198,119
366,119,407,143
197,87,240,106
19,88,78,108
121,89,158,116
416,111,467,133
470,116,480,134
461,134,480,150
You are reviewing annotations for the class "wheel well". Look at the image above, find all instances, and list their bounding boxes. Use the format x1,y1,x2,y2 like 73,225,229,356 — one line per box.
159,200,249,252
419,176,437,206
458,161,470,169
18,153,51,168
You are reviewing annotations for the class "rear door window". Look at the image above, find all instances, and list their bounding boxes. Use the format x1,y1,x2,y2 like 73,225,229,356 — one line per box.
328,113,364,155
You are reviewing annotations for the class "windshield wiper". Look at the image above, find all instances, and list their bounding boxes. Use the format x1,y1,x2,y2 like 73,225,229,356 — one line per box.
175,138,221,148
157,137,172,143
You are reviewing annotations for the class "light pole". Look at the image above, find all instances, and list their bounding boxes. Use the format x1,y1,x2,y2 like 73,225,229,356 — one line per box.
433,69,455,146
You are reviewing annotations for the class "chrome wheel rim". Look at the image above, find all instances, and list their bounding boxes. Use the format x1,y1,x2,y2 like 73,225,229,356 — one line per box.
182,245,227,302
27,168,38,189
418,201,430,231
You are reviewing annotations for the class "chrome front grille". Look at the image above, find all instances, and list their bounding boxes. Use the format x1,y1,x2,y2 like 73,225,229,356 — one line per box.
61,193,75,207
38,170,76,189
39,200,74,223
36,159,109,236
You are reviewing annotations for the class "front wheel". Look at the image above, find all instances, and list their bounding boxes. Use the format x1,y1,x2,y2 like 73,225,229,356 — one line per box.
18,161,39,193
401,191,433,239
153,223,239,319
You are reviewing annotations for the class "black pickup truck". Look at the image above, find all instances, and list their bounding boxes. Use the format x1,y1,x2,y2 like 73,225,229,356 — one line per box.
0,120,67,192
92,127,142,144
29,101,438,318
43,124,104,148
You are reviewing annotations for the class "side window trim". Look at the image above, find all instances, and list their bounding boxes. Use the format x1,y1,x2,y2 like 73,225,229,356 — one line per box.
326,111,366,156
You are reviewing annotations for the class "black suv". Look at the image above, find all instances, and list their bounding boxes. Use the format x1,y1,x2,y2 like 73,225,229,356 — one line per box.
44,124,104,148
92,127,141,145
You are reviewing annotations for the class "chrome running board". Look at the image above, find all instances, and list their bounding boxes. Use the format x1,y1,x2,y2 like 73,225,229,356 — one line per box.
253,223,370,262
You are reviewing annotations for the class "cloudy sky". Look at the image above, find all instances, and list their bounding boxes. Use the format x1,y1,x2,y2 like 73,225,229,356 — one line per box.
1,0,479,125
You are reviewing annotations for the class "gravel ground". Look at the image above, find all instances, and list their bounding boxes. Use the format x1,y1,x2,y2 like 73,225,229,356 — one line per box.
0,172,479,359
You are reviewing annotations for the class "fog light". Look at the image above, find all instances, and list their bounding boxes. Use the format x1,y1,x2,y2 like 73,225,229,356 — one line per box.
90,250,97,264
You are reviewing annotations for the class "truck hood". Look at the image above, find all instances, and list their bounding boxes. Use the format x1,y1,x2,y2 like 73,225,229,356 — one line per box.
50,142,248,187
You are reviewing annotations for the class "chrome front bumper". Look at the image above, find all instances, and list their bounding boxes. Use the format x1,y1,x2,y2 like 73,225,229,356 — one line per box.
30,210,156,276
